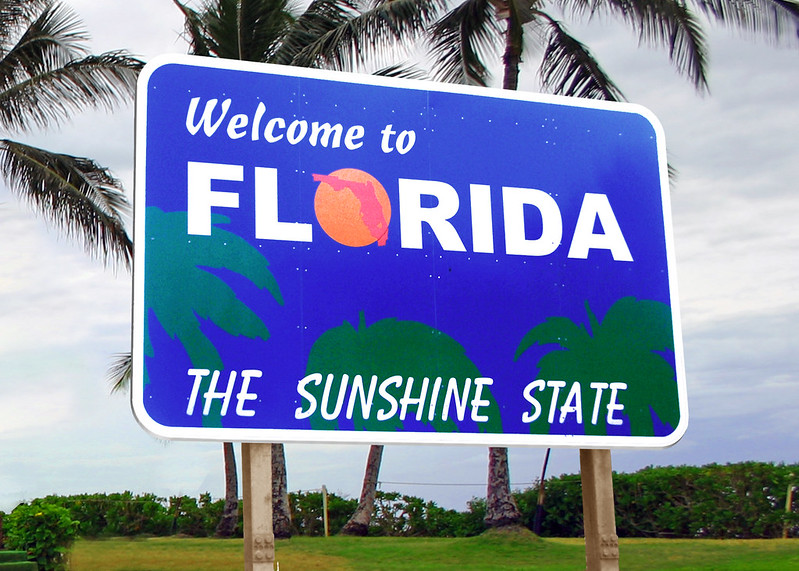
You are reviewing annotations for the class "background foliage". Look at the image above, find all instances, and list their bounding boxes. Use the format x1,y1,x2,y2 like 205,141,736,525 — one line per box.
1,462,795,542
3,500,79,570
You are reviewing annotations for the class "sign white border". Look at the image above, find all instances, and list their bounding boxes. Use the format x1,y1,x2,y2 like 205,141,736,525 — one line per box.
132,54,687,448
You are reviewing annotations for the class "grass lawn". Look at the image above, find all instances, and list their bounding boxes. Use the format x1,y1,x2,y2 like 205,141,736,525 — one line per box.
70,533,799,570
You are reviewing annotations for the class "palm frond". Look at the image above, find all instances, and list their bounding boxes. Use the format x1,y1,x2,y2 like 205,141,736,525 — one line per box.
429,0,500,85
172,0,214,56
286,0,443,71
0,139,132,267
595,296,674,352
108,351,132,394
214,0,295,60
0,1,89,89
692,0,799,43
515,316,592,360
270,0,358,66
0,51,141,132
536,13,626,101
600,0,710,91
237,0,297,61
0,0,42,42
373,62,428,80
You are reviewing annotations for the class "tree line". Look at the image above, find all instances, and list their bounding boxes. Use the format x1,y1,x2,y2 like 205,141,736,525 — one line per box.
2,462,795,543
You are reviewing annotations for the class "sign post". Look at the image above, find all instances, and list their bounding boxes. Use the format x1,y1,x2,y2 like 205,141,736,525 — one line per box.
242,443,275,571
580,449,619,571
133,54,688,567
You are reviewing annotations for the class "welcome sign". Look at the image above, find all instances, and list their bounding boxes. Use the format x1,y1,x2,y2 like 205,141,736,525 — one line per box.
132,54,687,448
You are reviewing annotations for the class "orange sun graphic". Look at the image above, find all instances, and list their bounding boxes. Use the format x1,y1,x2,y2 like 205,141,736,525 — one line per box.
313,168,391,247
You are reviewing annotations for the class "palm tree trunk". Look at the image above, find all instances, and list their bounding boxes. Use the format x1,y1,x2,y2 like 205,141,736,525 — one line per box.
272,443,292,538
215,442,239,537
533,448,551,535
484,5,525,531
340,444,384,536
485,446,522,528
501,2,523,90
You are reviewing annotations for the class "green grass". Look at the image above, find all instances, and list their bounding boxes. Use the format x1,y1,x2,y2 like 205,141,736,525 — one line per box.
70,533,799,571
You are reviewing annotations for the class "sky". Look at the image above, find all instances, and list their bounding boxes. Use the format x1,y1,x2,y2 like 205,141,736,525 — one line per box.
0,1,797,513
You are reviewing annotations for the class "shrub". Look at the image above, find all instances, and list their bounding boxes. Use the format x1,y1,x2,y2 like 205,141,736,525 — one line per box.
289,490,357,536
517,462,799,539
4,501,79,571
168,494,225,537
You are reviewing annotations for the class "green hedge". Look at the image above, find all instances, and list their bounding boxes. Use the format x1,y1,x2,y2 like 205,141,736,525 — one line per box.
2,492,230,539
1,462,795,541
521,461,799,538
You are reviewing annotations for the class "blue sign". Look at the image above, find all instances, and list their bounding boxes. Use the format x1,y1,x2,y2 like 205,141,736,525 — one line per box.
133,54,687,447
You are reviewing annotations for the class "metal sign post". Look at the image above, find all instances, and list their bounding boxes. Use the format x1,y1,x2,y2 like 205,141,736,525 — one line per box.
242,443,275,571
580,449,619,571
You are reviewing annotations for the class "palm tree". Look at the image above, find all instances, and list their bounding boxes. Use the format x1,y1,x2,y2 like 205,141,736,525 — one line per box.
170,0,446,535
429,0,798,96
343,443,384,536
429,0,797,529
513,297,677,537
515,297,680,437
173,0,443,73
141,207,284,536
0,0,141,266
112,209,282,537
304,312,502,534
271,442,292,538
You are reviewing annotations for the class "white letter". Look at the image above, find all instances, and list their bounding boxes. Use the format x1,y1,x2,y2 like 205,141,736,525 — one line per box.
522,379,545,423
399,377,429,421
320,374,349,421
376,375,403,421
442,377,471,422
185,97,231,136
470,377,493,422
309,122,343,148
589,382,609,425
286,119,308,144
381,124,397,153
396,130,416,154
606,382,627,425
427,377,443,422
546,380,567,424
398,179,466,251
187,161,242,236
558,382,583,424
503,187,562,256
265,117,285,142
295,373,322,419
251,102,265,140
235,369,262,417
344,125,365,150
186,369,209,415
203,370,236,416
254,167,312,242
568,193,633,261
226,114,248,139
346,375,378,420
470,184,494,253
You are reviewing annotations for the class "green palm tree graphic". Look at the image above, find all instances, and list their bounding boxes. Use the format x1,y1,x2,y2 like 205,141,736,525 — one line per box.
143,207,283,427
515,296,680,438
303,312,503,434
